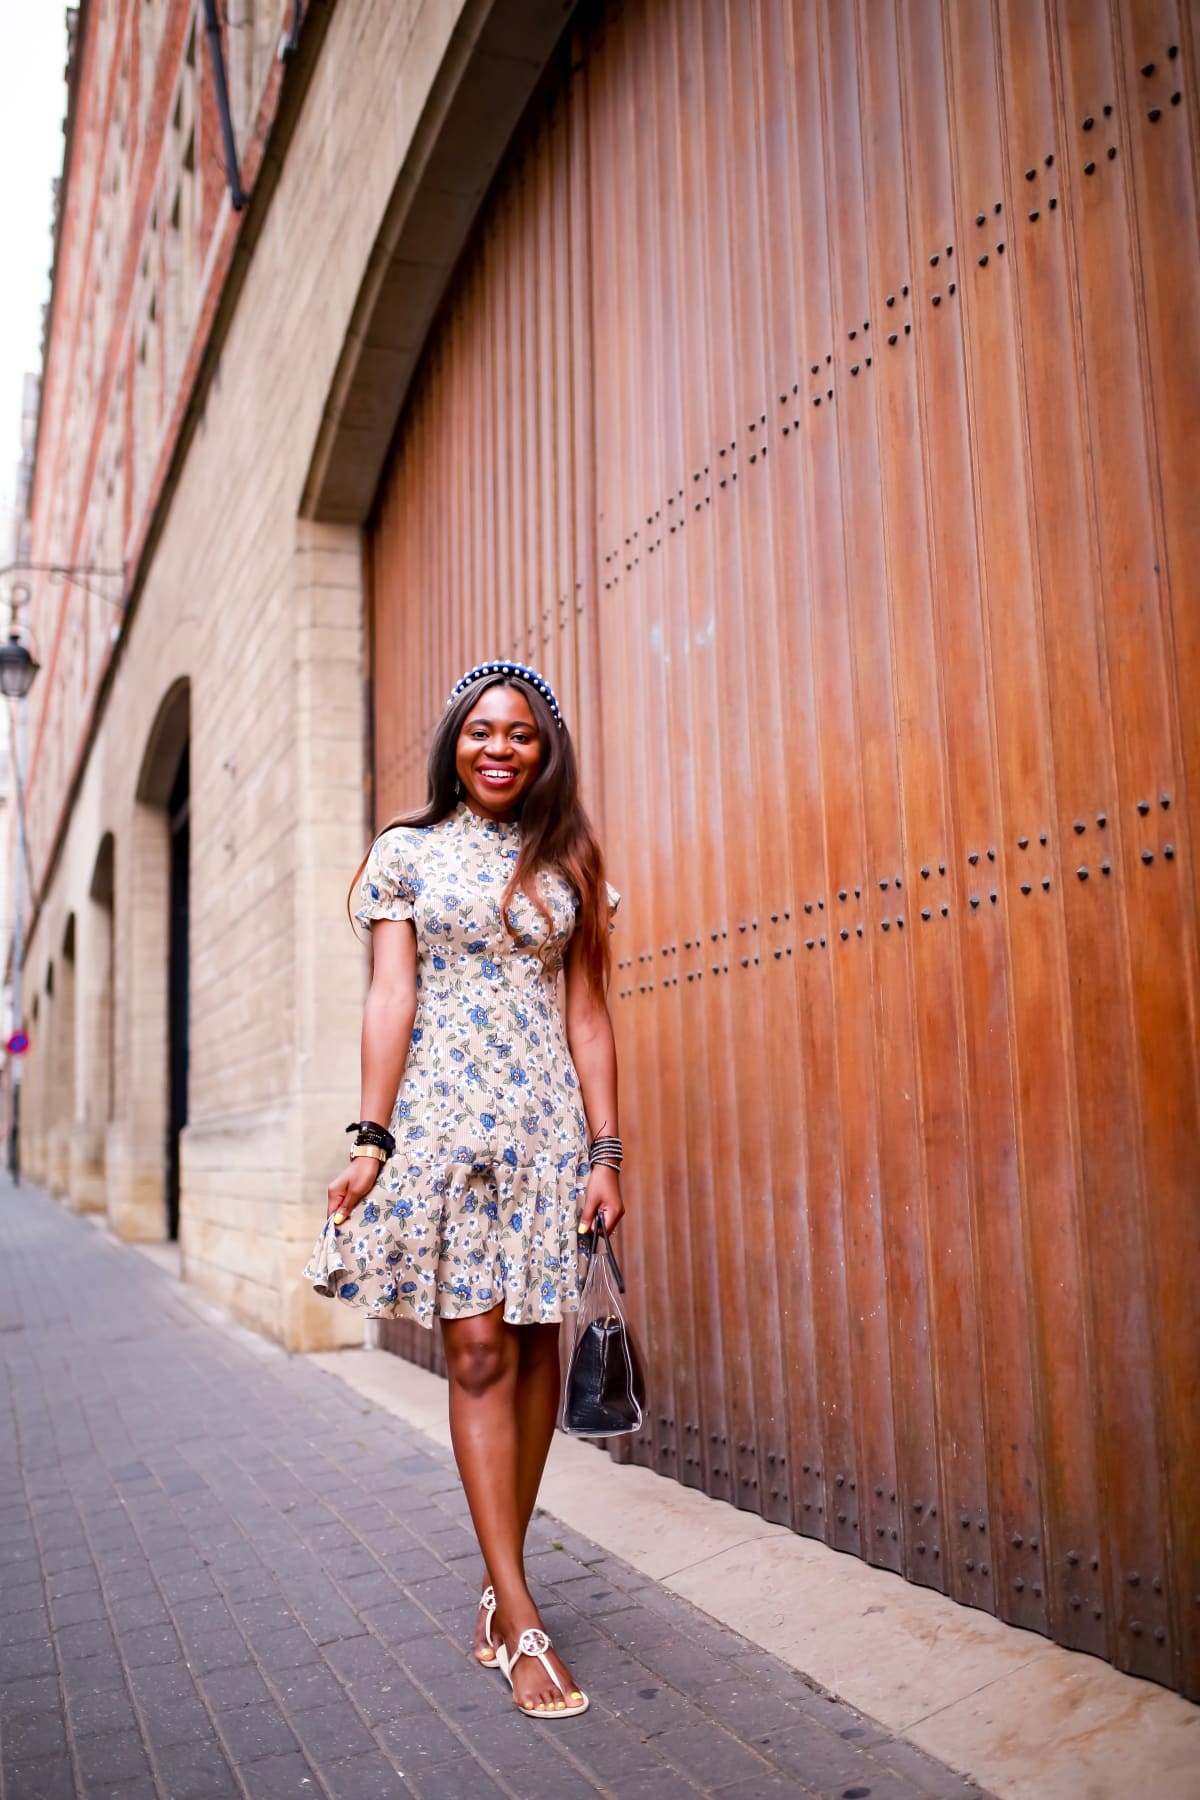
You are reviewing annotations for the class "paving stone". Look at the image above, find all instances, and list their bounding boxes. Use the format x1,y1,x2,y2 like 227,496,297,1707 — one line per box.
597,1772,706,1800
240,1750,325,1796
393,1631,472,1681
870,1734,981,1795
42,1540,95,1569
321,1750,412,1798
292,1700,380,1763
342,1666,432,1729
54,1618,119,1664
83,1776,160,1800
201,1660,272,1710
0,1604,54,1647
75,1724,152,1783
3,1705,71,1761
217,1698,302,1762
223,1563,289,1604
757,1720,918,1794
152,1738,241,1797
119,1620,187,1668
66,1680,140,1739
271,1658,347,1714
361,1597,437,1646
394,1755,508,1798
138,1683,215,1751
185,1625,255,1675
108,1590,170,1630
4,1753,79,1800
703,1678,817,1736
256,1625,325,1672
709,1775,816,1796
4,1577,45,1614
98,1563,157,1600
610,1665,703,1717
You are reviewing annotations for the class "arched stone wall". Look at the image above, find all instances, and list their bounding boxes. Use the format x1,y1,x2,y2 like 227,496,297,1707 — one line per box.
106,681,190,1241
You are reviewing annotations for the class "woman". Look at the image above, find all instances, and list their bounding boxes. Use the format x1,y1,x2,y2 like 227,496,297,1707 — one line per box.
304,660,623,1721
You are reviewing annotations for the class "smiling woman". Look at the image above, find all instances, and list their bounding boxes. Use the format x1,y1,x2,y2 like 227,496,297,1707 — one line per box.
302,659,622,1719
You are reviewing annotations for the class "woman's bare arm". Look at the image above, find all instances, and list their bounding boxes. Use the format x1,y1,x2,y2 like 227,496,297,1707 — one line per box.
563,933,624,1233
327,919,418,1219
359,918,419,1123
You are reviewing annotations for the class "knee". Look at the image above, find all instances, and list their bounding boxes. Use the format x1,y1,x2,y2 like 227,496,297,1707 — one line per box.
445,1330,514,1398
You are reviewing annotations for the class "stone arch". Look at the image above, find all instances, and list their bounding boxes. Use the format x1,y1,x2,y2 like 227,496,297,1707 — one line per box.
300,1,570,524
72,832,117,1215
108,680,191,1241
48,915,78,1197
27,961,55,1188
135,677,191,804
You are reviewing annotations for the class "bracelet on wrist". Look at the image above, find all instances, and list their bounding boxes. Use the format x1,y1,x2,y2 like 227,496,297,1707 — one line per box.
589,1133,623,1171
347,1119,396,1159
349,1143,387,1163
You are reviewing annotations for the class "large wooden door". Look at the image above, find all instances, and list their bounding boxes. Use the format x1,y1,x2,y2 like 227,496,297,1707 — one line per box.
370,0,1200,1698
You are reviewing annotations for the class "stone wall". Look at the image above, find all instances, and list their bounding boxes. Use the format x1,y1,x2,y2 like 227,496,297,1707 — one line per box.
19,0,480,1349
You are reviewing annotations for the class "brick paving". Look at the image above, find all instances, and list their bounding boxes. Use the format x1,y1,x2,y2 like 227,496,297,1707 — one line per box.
0,1184,989,1800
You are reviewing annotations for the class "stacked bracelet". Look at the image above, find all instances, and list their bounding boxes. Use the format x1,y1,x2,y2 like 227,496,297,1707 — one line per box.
589,1134,623,1172
349,1143,387,1163
347,1119,396,1160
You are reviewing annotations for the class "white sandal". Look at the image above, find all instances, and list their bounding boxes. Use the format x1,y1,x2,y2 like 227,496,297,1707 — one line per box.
495,1626,589,1717
475,1585,499,1666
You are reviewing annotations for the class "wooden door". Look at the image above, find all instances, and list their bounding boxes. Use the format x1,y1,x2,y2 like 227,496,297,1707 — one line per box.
369,0,1200,1698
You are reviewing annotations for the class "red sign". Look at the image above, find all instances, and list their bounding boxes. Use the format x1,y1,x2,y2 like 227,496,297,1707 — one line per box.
6,1032,29,1056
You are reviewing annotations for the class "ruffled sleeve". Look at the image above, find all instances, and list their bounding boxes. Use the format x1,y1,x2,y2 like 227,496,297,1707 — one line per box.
606,882,621,933
354,829,418,926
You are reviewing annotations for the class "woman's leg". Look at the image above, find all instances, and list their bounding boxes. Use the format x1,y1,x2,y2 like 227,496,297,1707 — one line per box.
471,1322,562,1659
442,1310,581,1712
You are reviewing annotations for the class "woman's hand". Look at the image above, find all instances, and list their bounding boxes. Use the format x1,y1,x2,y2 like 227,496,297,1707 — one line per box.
579,1165,624,1236
327,1158,381,1224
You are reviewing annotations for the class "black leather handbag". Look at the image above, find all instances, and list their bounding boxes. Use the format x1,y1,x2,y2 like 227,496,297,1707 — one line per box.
561,1214,645,1437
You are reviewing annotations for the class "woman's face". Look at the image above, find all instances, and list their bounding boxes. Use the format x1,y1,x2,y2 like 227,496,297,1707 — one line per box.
455,683,542,820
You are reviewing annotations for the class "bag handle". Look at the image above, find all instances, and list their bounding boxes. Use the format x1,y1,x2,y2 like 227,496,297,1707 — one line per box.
579,1210,625,1293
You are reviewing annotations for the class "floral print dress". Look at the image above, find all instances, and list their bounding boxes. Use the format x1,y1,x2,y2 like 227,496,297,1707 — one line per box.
303,801,617,1329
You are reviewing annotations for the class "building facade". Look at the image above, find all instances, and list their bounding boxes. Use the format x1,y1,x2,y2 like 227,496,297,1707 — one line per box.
11,0,1199,1700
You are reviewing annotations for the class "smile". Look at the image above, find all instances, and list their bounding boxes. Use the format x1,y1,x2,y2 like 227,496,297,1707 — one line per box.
478,769,517,783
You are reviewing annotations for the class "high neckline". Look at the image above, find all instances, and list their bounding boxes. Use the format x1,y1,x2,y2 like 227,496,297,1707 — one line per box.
451,798,520,837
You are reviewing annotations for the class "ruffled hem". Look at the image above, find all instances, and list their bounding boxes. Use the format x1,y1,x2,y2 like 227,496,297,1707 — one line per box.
301,1156,589,1330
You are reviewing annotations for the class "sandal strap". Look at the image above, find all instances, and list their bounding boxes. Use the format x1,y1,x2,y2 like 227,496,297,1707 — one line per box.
479,1586,497,1650
512,1626,552,1666
508,1626,570,1697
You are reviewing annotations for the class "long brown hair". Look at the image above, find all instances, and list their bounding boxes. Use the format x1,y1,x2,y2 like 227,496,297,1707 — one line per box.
350,675,611,996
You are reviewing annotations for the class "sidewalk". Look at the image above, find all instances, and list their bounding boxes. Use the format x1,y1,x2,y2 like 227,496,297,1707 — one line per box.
0,1183,985,1800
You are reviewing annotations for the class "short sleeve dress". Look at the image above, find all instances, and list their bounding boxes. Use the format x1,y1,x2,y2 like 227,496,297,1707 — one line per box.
302,800,618,1330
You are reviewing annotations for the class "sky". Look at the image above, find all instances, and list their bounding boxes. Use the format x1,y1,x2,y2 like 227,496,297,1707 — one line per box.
0,5,71,557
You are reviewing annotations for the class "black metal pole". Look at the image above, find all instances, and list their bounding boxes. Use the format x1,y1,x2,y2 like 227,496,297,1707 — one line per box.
202,0,247,211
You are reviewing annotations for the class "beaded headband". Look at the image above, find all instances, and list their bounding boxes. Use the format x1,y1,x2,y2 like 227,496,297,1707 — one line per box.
446,660,564,729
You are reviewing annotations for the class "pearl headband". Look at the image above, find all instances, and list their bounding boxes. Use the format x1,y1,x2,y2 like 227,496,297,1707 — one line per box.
446,660,564,729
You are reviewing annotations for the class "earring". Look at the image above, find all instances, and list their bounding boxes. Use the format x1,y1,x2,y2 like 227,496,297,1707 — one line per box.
454,777,461,796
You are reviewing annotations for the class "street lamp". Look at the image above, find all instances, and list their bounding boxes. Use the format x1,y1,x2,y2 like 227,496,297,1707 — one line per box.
0,581,37,1182
0,635,39,699
0,584,39,699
